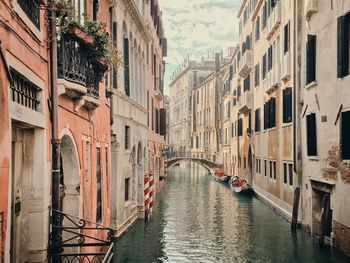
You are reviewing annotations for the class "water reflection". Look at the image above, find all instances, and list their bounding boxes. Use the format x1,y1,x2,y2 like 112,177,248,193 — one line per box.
114,162,349,263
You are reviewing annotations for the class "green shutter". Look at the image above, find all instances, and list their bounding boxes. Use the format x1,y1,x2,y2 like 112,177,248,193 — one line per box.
123,38,130,96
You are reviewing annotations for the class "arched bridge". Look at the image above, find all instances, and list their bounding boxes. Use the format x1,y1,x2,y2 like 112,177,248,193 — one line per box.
165,152,221,170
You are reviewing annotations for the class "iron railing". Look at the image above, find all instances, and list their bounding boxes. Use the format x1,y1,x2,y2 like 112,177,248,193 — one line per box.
57,35,100,98
18,0,40,29
49,209,114,263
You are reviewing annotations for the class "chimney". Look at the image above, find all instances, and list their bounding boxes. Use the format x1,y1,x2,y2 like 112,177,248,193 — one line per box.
215,52,221,72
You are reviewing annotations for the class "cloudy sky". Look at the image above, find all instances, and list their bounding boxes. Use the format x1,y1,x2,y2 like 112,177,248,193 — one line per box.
160,0,242,95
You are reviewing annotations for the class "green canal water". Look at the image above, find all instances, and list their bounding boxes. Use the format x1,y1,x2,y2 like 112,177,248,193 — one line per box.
114,162,349,263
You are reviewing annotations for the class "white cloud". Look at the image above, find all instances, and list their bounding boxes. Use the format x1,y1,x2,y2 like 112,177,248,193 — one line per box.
160,0,242,95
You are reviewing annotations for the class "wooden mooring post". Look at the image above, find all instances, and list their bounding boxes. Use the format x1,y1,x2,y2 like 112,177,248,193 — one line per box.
291,187,301,230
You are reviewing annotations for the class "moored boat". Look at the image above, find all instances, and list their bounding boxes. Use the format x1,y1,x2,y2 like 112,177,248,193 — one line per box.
229,176,254,196
212,168,230,182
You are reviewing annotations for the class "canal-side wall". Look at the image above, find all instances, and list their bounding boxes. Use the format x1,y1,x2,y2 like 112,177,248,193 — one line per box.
299,0,350,256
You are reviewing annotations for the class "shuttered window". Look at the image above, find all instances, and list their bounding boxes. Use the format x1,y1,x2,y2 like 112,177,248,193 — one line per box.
262,54,267,80
255,17,260,42
112,22,118,89
255,63,260,87
125,178,130,201
238,118,243,137
262,4,267,29
264,160,267,176
244,75,250,91
160,108,167,136
264,102,269,130
306,35,317,85
268,46,273,71
288,163,293,186
255,108,261,132
96,148,102,222
283,87,293,123
284,22,290,54
337,14,350,78
306,113,317,156
125,125,130,150
269,97,276,128
341,111,350,160
123,38,130,96
283,163,288,184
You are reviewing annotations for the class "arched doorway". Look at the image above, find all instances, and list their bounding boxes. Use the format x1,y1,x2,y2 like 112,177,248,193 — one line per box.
59,134,80,254
60,134,80,216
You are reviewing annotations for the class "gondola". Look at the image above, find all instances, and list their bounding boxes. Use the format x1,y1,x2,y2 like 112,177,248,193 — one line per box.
211,168,230,182
229,176,254,196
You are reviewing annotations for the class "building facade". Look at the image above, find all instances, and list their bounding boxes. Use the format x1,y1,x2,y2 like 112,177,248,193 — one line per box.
109,0,148,236
145,0,167,215
299,0,350,255
0,0,50,261
168,58,218,157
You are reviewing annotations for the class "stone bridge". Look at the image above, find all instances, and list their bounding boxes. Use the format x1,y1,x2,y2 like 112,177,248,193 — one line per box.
164,152,221,170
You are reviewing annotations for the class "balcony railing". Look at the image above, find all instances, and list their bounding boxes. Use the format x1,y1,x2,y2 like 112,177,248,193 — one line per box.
238,50,253,78
18,0,40,29
266,2,281,40
49,209,114,263
238,91,252,113
57,35,100,99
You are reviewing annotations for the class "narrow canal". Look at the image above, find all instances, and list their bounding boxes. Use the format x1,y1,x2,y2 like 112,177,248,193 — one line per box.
114,162,349,263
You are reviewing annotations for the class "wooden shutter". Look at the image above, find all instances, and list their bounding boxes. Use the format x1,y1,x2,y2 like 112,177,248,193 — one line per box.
337,16,349,78
306,35,317,84
123,38,130,96
269,97,276,128
255,108,260,132
284,22,290,54
264,102,268,130
283,87,292,123
306,113,317,156
341,111,350,159
160,108,166,136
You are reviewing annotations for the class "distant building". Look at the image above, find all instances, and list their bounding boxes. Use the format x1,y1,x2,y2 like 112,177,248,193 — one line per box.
168,57,221,157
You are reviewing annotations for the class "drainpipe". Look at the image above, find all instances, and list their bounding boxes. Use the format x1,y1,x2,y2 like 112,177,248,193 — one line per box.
49,0,62,258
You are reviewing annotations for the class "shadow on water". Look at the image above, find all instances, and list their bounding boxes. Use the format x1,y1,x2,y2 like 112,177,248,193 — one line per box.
114,161,349,263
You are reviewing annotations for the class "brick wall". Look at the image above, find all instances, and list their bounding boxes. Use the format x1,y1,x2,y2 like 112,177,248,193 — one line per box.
333,221,350,257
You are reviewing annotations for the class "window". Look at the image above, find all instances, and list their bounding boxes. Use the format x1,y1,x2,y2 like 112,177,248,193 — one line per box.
273,161,277,180
262,4,267,29
262,54,267,80
255,108,261,132
341,111,350,160
96,148,102,222
306,113,317,156
268,46,273,71
283,163,288,184
10,68,40,111
264,160,267,176
256,158,259,173
244,75,251,91
124,38,130,96
244,157,246,169
18,0,40,29
269,161,273,178
125,178,130,201
283,87,293,123
93,0,99,21
288,163,293,186
238,118,243,137
306,35,317,84
337,14,350,78
255,17,260,42
125,125,130,149
105,146,109,192
284,22,290,54
255,63,260,87
264,97,276,129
